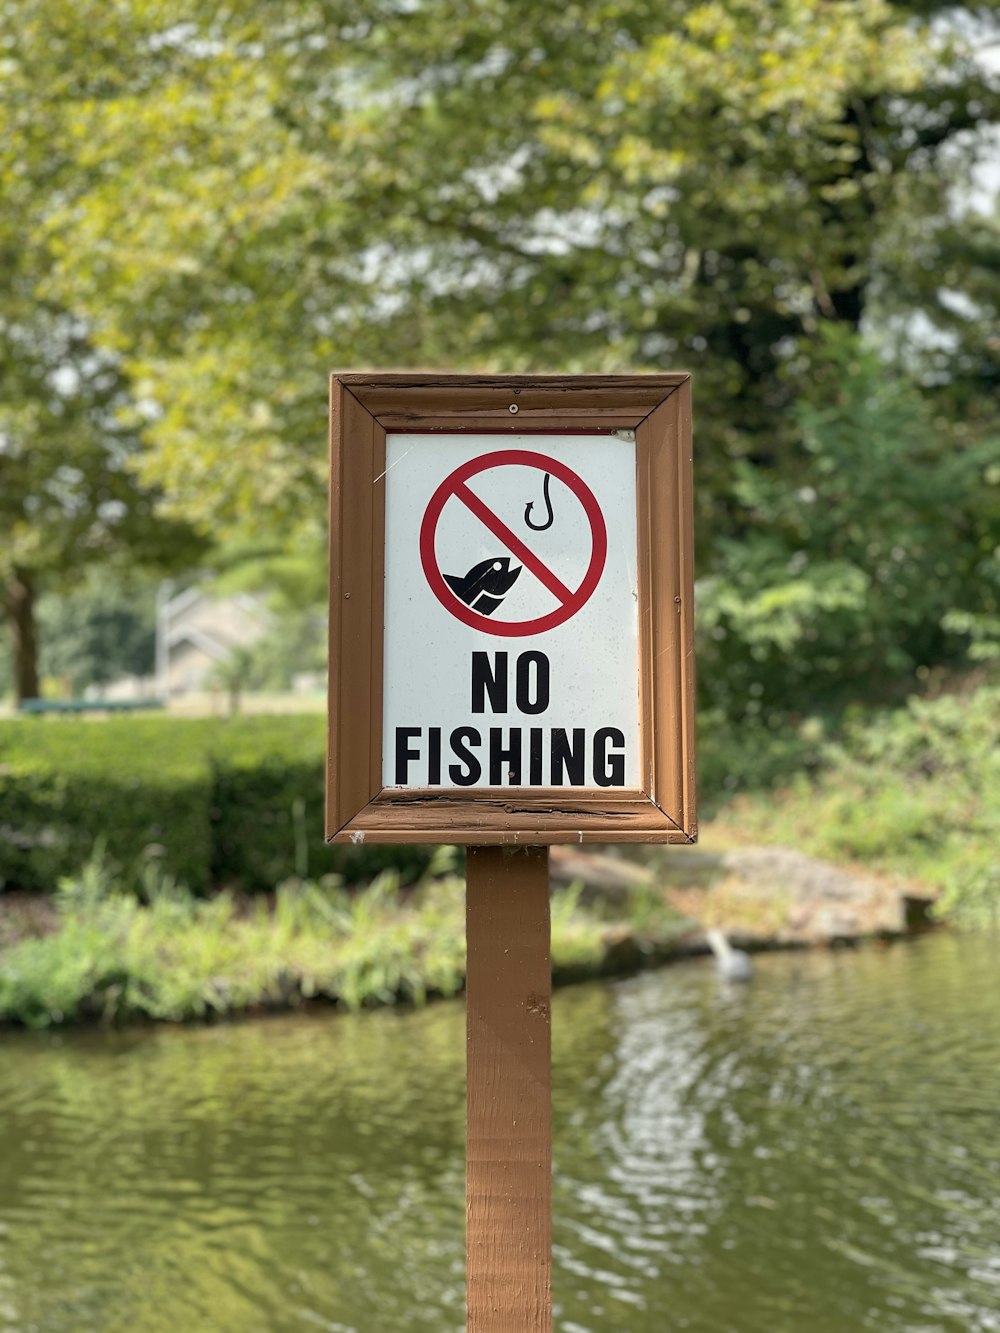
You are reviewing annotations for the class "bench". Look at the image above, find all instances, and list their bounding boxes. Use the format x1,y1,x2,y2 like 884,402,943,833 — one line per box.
18,698,166,715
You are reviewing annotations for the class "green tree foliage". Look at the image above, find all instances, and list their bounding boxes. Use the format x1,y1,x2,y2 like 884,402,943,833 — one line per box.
42,1,998,518
17,0,339,536
699,329,1000,722
36,569,157,696
6,1,999,718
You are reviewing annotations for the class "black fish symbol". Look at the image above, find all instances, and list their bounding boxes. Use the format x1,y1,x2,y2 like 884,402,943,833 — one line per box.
445,556,521,616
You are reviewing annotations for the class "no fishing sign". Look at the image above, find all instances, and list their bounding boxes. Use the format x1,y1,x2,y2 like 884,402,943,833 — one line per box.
327,374,696,847
386,439,636,790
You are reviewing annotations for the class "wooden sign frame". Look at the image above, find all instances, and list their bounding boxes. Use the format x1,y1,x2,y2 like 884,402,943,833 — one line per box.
327,373,696,847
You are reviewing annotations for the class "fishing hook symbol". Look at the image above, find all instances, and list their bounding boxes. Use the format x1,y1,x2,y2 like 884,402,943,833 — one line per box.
524,472,554,531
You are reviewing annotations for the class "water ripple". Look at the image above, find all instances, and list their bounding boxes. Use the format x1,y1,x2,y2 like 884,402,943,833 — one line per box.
1,934,998,1330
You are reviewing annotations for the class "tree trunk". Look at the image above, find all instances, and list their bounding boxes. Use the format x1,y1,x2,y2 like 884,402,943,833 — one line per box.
4,569,40,703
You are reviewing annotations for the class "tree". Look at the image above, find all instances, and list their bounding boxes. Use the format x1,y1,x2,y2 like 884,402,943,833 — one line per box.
0,1,207,700
698,327,1000,722
11,0,1000,717
46,1,998,525
0,320,202,700
18,0,340,537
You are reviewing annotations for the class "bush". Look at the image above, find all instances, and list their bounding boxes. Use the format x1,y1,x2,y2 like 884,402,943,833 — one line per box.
0,716,437,893
0,718,213,891
711,684,1000,921
205,716,434,890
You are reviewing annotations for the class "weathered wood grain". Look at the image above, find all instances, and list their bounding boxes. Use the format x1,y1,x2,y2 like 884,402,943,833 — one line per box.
326,384,376,833
339,372,682,431
636,385,695,828
328,789,689,844
674,380,698,838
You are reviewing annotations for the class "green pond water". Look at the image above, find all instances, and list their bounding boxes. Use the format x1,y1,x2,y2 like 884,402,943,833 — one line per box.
1,931,999,1332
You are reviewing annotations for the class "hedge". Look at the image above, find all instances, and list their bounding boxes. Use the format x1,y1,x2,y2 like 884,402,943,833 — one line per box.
0,716,436,893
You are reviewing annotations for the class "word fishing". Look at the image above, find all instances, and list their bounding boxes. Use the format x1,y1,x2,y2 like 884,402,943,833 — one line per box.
391,651,626,787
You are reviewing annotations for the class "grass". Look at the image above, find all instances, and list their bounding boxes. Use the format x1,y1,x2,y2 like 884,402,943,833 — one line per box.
0,846,688,1028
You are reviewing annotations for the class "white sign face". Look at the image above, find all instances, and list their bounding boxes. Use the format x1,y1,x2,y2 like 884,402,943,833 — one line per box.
382,433,640,789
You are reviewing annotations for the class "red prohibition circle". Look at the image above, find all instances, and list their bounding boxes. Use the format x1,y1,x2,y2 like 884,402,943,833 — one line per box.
419,449,608,636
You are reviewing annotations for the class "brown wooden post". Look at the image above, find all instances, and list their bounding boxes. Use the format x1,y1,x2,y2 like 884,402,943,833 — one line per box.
466,845,552,1333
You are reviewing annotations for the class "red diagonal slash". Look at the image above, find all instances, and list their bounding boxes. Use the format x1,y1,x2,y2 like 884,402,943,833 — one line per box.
454,481,576,605
419,448,607,638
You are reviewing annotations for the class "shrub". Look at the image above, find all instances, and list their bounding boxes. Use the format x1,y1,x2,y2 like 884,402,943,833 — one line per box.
0,715,437,893
204,715,436,890
0,718,213,891
712,685,1000,920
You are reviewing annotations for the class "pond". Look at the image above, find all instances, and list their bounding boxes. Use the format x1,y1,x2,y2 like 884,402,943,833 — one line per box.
1,931,998,1331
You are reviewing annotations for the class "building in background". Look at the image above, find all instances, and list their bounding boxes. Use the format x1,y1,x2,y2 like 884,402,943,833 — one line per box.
155,584,270,697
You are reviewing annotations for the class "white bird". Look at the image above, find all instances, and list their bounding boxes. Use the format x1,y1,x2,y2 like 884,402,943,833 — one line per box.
706,928,753,981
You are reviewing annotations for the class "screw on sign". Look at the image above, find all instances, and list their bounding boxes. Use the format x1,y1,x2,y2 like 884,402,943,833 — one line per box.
419,449,608,636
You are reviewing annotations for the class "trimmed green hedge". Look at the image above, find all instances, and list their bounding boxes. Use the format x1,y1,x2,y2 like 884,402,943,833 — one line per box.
0,716,436,893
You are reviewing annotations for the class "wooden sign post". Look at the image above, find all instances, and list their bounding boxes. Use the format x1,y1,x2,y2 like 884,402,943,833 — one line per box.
466,845,551,1331
327,375,695,1332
